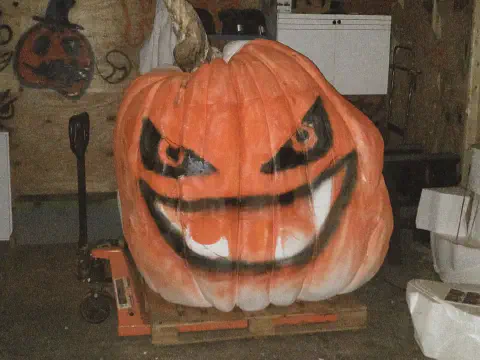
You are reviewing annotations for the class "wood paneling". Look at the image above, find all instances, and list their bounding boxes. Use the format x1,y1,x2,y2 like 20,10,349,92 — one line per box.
9,89,122,197
0,0,150,196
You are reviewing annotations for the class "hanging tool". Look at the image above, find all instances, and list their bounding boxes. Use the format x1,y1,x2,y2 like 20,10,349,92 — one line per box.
69,112,91,280
69,113,126,324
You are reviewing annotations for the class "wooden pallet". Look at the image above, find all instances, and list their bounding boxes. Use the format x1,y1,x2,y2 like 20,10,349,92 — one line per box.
146,287,367,345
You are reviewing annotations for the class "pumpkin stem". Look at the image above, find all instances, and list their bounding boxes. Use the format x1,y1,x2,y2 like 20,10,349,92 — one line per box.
163,0,221,72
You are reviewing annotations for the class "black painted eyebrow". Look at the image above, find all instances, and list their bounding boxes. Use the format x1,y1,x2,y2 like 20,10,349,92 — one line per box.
260,97,333,174
139,118,216,178
140,118,161,172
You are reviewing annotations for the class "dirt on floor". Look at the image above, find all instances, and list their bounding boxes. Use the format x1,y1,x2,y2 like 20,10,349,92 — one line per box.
0,241,433,360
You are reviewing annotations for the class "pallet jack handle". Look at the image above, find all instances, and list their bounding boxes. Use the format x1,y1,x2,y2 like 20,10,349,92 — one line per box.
69,112,90,280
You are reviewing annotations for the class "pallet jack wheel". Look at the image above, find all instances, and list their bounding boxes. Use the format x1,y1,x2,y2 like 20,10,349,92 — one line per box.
80,291,112,324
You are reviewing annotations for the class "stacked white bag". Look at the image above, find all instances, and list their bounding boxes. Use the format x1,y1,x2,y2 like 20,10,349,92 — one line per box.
407,145,480,360
415,145,480,284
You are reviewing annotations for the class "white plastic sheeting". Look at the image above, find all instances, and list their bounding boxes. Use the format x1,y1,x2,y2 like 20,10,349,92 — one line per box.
407,279,480,360
416,187,471,239
139,0,177,74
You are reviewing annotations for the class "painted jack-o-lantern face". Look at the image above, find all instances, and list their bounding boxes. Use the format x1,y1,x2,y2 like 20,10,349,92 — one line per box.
14,23,94,99
115,40,393,312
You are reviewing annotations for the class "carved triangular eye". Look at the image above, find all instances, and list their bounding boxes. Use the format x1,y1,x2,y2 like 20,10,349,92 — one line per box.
261,97,333,174
140,118,217,179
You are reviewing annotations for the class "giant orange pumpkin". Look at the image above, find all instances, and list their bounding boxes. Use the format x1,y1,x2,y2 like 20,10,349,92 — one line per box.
114,40,393,312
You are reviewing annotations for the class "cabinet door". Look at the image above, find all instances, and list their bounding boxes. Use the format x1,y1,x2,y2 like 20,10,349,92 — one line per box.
0,133,12,241
334,28,391,95
277,28,336,85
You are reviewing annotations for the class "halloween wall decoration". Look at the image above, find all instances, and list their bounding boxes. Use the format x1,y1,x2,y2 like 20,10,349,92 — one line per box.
0,11,13,72
115,39,393,312
95,50,132,85
13,0,94,99
0,0,152,196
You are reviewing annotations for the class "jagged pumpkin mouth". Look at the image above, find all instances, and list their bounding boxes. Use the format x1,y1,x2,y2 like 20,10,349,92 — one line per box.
139,150,357,273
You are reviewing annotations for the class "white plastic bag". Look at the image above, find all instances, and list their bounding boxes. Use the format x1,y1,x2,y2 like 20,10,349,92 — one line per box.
416,187,480,248
407,279,480,360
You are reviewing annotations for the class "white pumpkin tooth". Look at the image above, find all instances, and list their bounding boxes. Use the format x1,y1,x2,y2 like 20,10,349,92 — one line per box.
312,178,333,231
154,198,181,231
275,233,309,260
275,236,284,260
185,227,229,259
274,177,333,260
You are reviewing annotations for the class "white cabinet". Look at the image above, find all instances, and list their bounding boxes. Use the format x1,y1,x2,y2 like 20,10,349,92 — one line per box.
276,14,391,95
0,132,12,242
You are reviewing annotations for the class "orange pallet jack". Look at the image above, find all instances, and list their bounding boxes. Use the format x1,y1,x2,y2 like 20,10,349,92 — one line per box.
69,112,151,337
69,113,367,342
88,247,151,336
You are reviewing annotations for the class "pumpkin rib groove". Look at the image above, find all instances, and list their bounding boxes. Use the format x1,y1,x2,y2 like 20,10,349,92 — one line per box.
249,44,370,295
230,56,272,308
176,75,189,279
144,77,212,307
341,183,393,292
208,61,241,310
240,54,281,305
177,83,196,304
272,50,369,290
240,47,352,302
224,60,243,309
241,46,331,296
314,93,380,286
343,177,389,286
185,64,219,307
246,51,329,304
234,58,251,308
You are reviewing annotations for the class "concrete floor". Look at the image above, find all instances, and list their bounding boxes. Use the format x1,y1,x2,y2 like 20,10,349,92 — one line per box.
0,241,433,360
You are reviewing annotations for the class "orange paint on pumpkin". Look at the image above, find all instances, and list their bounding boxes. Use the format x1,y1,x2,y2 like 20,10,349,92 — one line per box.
114,39,393,312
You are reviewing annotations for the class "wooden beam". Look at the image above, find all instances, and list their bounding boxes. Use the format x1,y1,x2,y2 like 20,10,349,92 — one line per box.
463,0,480,183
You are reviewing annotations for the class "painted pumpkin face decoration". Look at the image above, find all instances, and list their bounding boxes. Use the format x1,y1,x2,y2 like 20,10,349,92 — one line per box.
115,40,393,312
14,0,94,99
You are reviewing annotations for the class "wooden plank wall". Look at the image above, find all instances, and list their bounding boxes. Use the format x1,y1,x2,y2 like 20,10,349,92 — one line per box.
346,0,472,155
0,0,154,197
462,0,480,183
